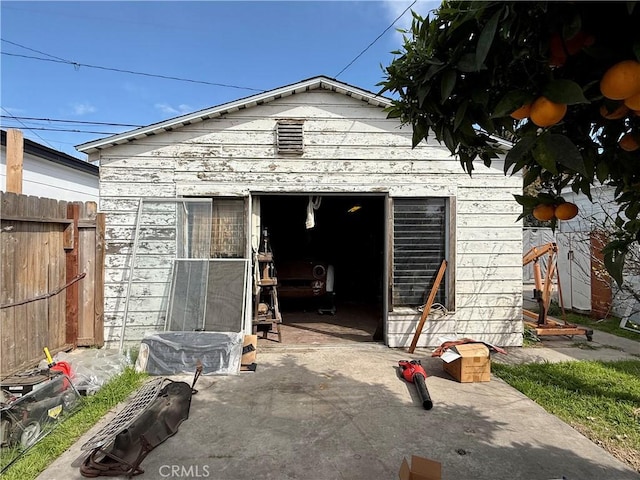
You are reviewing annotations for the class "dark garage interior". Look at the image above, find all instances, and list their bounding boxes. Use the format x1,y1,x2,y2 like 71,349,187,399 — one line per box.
259,195,385,343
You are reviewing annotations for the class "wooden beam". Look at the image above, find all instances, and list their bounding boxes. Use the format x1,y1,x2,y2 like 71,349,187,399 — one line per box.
93,213,105,347
65,203,80,347
0,216,73,224
6,129,24,194
408,259,447,353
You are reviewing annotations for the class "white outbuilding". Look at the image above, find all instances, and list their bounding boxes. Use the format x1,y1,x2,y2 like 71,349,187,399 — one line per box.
77,76,523,349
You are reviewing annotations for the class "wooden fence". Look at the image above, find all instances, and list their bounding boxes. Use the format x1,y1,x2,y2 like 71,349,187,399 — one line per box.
1,192,105,376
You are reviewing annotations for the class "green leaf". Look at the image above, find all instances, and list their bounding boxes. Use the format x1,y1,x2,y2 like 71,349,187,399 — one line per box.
442,126,456,153
542,80,589,105
471,89,490,108
475,9,500,70
523,168,540,186
596,161,609,183
505,136,535,174
562,13,582,40
513,194,540,208
625,201,640,220
535,134,587,176
633,40,640,61
603,249,625,287
475,110,495,133
412,120,428,148
440,70,457,103
456,53,478,72
533,137,559,174
453,101,468,132
385,107,402,119
492,90,533,118
578,177,592,201
418,84,432,108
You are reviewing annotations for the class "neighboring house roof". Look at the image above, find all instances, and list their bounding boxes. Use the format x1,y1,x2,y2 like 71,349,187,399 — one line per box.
76,76,392,154
1,129,98,176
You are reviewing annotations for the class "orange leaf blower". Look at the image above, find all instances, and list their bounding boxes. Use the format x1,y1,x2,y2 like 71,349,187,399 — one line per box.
398,360,433,410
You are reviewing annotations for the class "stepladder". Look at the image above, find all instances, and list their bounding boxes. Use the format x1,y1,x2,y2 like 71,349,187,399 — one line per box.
253,230,282,342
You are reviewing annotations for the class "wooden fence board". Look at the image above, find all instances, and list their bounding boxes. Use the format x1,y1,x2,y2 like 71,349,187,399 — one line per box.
14,219,29,368
65,203,80,347
1,193,103,376
1,222,17,373
49,224,66,350
94,213,105,346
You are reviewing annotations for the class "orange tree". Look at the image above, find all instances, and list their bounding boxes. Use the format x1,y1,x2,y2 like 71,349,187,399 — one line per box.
379,1,640,285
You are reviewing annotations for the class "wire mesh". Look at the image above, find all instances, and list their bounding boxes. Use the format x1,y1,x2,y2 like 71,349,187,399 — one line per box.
81,377,164,451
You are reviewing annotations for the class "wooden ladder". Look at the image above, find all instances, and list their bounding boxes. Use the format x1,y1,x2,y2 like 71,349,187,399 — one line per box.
253,245,282,342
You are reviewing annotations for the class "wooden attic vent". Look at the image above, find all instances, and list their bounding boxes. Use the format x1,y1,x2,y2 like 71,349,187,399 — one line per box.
276,120,304,155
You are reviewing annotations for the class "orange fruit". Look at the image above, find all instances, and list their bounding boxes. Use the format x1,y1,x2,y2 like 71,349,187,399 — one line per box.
624,92,640,111
548,34,567,67
548,31,594,67
533,204,556,221
510,103,532,120
600,103,629,120
600,60,640,100
619,133,640,152
530,97,567,127
554,202,579,221
565,31,594,55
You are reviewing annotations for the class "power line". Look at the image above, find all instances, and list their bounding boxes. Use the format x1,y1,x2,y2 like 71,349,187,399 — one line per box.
1,107,58,149
1,41,267,93
0,124,121,135
334,0,417,78
0,115,143,127
2,38,71,63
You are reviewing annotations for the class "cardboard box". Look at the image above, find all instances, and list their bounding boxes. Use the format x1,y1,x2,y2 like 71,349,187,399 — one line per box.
442,343,490,383
399,455,442,480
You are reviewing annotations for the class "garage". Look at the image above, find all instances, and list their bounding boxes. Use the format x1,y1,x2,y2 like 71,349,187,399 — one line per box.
258,194,386,344
80,76,524,349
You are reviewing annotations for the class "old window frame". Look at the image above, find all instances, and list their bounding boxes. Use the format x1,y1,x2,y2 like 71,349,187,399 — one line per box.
210,198,246,258
391,197,449,309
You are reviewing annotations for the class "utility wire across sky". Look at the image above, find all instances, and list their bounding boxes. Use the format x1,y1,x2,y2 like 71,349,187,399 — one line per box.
1,1,420,153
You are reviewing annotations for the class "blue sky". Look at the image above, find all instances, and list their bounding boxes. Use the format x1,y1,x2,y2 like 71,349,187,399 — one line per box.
1,1,439,159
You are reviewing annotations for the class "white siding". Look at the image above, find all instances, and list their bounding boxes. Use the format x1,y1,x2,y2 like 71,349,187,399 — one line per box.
558,186,636,317
1,147,98,202
92,89,523,348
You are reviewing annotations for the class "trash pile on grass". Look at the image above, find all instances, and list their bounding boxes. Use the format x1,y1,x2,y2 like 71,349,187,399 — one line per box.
0,349,130,473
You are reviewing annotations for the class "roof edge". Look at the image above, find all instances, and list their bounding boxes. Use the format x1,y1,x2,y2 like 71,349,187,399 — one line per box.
76,76,392,153
1,129,98,176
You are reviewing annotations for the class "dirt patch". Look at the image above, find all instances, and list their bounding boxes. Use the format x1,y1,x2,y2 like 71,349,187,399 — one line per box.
572,423,640,473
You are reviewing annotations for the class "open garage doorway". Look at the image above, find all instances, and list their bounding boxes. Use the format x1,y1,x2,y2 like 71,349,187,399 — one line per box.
258,195,386,344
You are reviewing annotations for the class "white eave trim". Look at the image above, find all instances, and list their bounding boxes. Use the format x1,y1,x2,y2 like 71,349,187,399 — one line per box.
76,76,392,153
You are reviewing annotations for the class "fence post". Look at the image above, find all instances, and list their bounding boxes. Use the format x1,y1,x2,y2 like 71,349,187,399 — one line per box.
6,129,24,194
66,203,80,346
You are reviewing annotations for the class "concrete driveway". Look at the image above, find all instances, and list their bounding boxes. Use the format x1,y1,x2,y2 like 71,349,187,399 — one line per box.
39,336,639,480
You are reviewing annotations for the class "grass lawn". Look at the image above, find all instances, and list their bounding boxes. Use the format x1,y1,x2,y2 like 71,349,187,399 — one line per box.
1,367,147,480
493,359,640,473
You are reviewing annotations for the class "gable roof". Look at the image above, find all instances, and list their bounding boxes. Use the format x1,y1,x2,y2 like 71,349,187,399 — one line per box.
1,129,98,176
76,76,392,154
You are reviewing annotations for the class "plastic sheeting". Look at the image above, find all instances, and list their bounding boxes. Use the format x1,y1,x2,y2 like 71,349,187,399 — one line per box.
46,349,131,396
135,332,243,376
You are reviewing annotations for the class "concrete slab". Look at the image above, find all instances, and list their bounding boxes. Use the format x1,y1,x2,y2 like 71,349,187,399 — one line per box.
38,343,639,480
498,330,640,365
